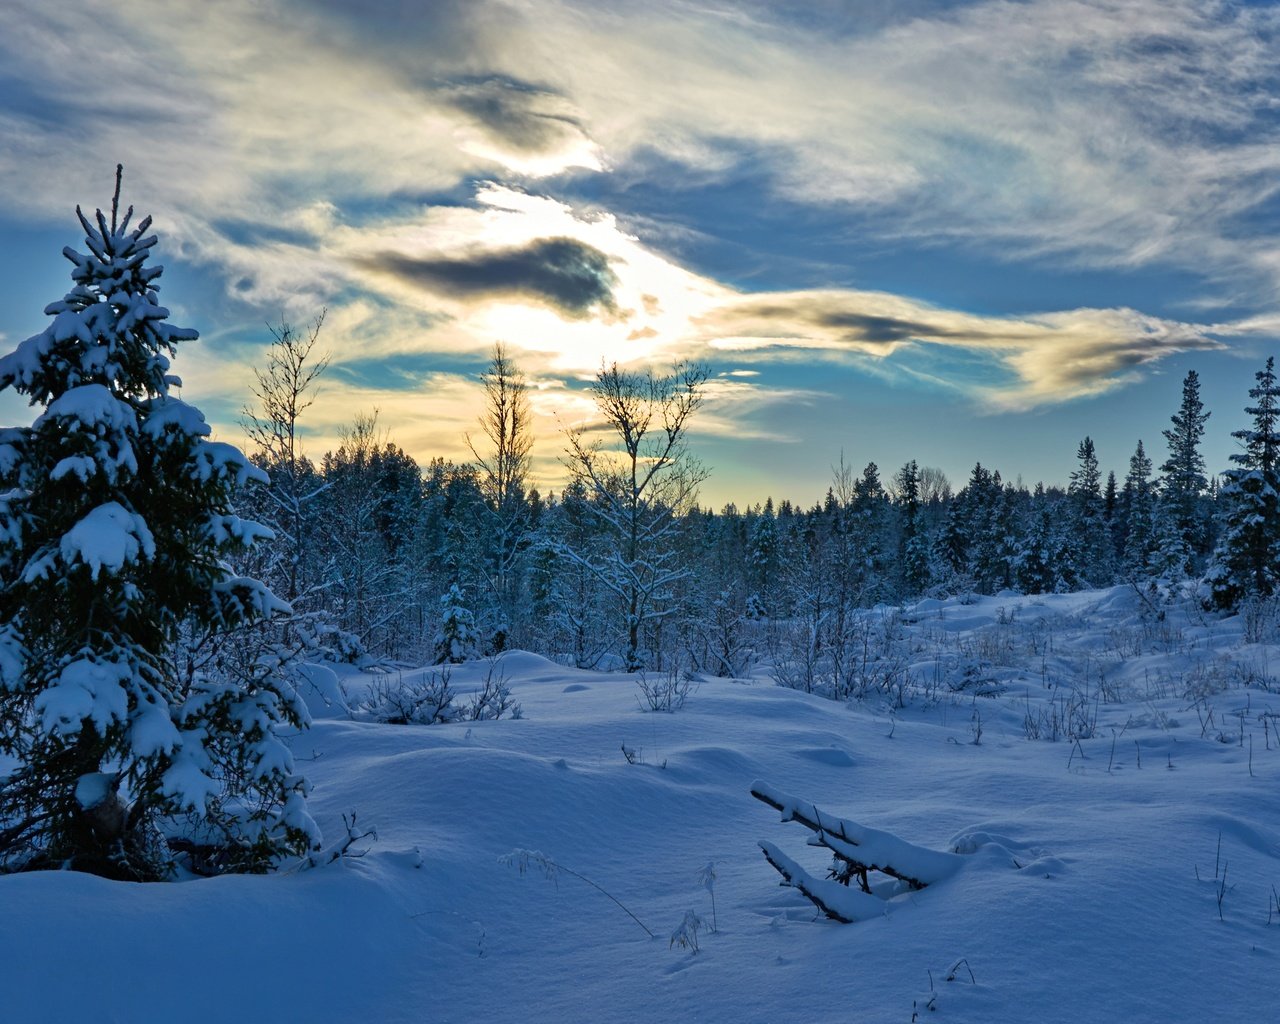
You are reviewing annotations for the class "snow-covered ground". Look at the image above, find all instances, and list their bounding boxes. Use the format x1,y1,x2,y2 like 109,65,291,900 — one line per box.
4,586,1279,1023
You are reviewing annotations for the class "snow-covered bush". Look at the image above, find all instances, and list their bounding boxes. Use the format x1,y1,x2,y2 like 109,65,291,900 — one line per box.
466,661,521,721
1240,596,1280,644
636,666,696,712
0,171,317,878
295,616,369,666
771,607,910,703
358,671,458,724
357,660,521,725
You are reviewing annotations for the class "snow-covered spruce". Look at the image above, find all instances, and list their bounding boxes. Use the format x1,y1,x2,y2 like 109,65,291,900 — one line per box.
0,169,318,879
434,582,480,664
1204,356,1280,611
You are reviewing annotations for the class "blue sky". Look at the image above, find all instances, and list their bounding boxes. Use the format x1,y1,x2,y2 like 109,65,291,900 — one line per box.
1,0,1277,506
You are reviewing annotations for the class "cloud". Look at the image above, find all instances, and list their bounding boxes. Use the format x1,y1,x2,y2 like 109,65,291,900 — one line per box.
438,76,603,176
696,377,831,442
2,0,1274,485
488,0,1280,299
5,0,1280,307
698,289,1228,409
363,236,620,319
444,79,580,151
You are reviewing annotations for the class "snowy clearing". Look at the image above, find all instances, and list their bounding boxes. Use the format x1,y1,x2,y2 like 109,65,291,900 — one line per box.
3,585,1279,1023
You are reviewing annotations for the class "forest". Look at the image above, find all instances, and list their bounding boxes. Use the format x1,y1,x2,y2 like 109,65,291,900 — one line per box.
239,316,1279,688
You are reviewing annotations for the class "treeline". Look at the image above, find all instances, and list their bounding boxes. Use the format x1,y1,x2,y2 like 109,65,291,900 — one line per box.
237,321,1280,675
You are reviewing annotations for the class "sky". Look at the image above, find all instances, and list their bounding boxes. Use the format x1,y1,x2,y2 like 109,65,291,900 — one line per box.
1,0,1278,508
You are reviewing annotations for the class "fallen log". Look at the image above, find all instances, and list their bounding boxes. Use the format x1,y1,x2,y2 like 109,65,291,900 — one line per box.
758,841,886,923
752,780,962,891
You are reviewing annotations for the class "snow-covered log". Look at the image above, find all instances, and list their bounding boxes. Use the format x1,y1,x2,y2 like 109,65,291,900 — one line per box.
752,781,962,891
758,841,886,923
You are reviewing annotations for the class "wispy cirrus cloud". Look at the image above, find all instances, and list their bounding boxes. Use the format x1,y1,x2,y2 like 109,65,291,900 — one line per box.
0,0,1276,492
698,289,1228,409
8,0,1279,298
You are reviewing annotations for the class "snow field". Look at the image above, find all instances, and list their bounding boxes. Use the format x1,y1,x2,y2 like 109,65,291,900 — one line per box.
3,587,1279,1023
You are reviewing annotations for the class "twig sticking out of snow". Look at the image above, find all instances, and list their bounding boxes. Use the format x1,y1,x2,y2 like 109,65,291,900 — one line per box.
669,910,705,953
501,848,655,939
698,861,718,932
296,812,377,870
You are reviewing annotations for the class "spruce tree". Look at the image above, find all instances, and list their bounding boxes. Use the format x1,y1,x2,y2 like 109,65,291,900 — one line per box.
1206,357,1280,609
895,460,930,596
1104,470,1122,561
0,171,317,878
434,583,480,664
746,498,779,615
851,462,890,601
1159,369,1211,571
1121,440,1155,575
1068,437,1112,586
1013,485,1057,594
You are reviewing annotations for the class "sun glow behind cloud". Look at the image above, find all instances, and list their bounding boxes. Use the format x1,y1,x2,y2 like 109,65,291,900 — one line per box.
1,0,1278,501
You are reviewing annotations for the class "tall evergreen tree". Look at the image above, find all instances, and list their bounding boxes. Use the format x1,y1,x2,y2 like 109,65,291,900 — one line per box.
935,464,979,590
1105,469,1129,563
1068,437,1112,586
964,464,1007,592
1121,440,1155,574
895,460,930,596
0,172,316,877
1014,484,1058,593
315,413,429,659
1159,369,1211,572
851,461,890,601
746,497,779,615
1206,357,1280,609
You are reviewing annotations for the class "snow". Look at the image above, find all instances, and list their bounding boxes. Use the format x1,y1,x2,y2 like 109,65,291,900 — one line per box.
160,745,220,814
0,434,24,477
205,512,274,548
751,779,964,885
55,501,156,580
74,772,117,811
127,698,182,757
0,625,23,691
294,661,351,720
50,454,99,483
139,395,211,439
35,383,137,433
194,439,268,486
33,656,131,736
2,585,1279,1022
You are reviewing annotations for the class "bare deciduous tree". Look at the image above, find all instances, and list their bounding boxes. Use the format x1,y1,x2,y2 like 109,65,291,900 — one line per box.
466,343,534,635
242,311,329,606
562,361,709,672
